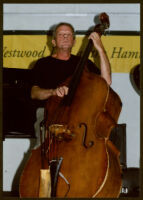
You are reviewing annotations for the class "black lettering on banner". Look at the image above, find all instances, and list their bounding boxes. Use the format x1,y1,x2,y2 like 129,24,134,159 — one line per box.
3,46,46,58
38,46,46,57
3,46,7,57
128,51,139,58
121,51,128,58
32,51,38,57
17,51,25,57
111,47,140,59
111,47,122,58
13,49,18,57
3,46,12,57
26,51,32,57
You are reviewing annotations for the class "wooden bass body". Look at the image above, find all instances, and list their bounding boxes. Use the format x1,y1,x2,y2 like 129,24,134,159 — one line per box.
19,70,122,197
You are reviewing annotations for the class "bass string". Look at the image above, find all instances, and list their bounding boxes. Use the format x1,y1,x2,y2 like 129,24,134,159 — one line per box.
46,98,69,125
52,105,69,161
46,103,69,163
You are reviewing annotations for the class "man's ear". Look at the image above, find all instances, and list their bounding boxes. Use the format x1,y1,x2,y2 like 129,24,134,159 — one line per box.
52,39,56,47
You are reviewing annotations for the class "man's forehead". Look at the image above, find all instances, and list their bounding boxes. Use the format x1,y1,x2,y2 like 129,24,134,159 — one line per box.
56,25,72,32
57,30,72,33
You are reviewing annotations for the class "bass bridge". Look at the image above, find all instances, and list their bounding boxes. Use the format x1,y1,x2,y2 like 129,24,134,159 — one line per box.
48,124,75,142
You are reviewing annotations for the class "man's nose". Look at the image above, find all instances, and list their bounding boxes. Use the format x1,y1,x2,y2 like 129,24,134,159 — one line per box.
63,34,68,38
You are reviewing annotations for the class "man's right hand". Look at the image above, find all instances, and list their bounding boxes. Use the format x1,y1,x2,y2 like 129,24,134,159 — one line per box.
53,86,69,97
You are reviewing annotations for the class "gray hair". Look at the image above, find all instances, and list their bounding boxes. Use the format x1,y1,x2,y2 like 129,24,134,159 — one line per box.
52,22,75,39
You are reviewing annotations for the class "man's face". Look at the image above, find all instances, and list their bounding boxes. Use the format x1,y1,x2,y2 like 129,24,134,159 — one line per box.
52,25,75,51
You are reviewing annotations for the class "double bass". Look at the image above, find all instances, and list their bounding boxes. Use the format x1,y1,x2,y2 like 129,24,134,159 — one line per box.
19,13,122,198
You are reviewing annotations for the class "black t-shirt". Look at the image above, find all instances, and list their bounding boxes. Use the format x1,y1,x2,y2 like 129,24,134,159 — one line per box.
32,54,100,89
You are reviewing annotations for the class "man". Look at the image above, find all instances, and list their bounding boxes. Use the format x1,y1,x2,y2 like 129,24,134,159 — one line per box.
31,22,111,100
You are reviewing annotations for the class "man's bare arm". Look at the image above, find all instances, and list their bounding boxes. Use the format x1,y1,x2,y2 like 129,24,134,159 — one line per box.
31,85,68,100
89,32,112,85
